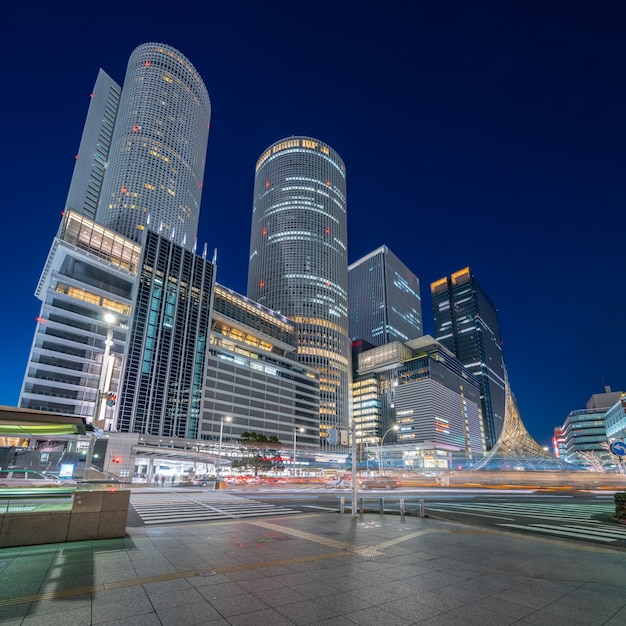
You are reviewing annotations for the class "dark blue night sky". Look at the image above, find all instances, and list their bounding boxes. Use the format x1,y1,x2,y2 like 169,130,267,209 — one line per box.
1,1,624,446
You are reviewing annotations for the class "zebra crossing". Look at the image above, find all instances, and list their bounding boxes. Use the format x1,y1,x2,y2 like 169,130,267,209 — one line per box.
130,491,301,525
425,500,626,544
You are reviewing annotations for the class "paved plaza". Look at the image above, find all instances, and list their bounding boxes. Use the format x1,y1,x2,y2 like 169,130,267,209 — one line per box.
1,512,626,625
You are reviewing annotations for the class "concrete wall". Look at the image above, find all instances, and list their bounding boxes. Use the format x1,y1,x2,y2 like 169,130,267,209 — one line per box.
0,489,130,548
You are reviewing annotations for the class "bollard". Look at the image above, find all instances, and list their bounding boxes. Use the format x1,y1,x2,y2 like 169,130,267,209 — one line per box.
419,498,425,518
400,497,405,516
379,497,384,514
359,497,364,514
340,496,345,514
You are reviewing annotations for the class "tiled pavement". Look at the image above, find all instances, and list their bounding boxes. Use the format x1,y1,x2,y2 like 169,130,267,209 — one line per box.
1,512,626,625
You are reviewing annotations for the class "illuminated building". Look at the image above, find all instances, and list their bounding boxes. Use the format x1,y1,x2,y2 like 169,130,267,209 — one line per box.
348,245,422,346
247,137,349,449
65,70,122,221
605,394,626,441
431,267,505,450
353,336,484,460
96,43,211,250
202,285,320,450
115,230,215,438
19,210,140,428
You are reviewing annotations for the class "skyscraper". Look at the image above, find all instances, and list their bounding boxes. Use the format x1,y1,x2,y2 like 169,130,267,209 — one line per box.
431,267,505,449
116,230,215,438
247,137,350,449
96,43,211,250
348,245,422,346
64,70,121,221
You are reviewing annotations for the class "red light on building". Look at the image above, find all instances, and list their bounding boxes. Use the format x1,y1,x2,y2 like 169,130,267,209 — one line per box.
121,185,127,194
262,227,267,236
259,280,265,288
111,457,121,464
133,124,138,133
265,180,270,189
89,93,93,98
325,226,330,235
326,281,330,287
36,317,46,324
75,155,79,159
325,180,331,186
145,60,151,68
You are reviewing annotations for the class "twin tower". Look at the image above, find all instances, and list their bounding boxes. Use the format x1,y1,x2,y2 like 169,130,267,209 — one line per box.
31,43,351,446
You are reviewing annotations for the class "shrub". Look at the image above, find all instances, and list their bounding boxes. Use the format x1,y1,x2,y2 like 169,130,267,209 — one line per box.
614,492,626,521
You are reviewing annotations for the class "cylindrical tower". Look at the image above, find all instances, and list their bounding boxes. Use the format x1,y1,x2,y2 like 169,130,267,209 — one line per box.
248,136,350,449
97,43,210,250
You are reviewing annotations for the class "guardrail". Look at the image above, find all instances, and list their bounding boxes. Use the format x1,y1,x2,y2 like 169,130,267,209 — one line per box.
339,496,426,517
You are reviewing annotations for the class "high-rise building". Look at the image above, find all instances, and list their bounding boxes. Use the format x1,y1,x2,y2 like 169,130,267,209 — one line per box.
64,70,122,220
116,230,215,438
431,267,505,449
348,245,422,346
19,210,140,428
247,137,350,449
96,43,211,250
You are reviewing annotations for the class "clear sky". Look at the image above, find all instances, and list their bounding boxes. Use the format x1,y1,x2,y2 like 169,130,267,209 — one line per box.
1,1,624,447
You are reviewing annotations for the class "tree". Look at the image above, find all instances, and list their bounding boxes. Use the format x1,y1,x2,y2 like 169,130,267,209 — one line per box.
235,432,283,476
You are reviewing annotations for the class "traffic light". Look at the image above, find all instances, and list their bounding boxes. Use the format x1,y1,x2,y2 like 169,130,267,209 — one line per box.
106,392,117,406
111,457,121,464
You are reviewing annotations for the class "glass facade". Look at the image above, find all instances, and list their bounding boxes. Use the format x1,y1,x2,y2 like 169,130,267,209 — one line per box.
431,267,505,450
352,336,484,455
116,230,215,438
348,245,422,346
64,70,121,221
247,137,349,449
96,43,211,250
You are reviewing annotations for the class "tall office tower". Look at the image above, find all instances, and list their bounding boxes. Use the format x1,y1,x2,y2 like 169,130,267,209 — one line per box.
348,245,422,346
431,267,505,449
116,230,215,438
64,70,122,220
247,137,350,449
96,43,211,250
19,210,141,429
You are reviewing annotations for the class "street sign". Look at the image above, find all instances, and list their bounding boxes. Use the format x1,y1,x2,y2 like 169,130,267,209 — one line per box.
609,441,626,457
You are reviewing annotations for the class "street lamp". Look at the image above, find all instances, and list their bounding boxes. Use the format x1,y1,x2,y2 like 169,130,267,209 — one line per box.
292,427,304,476
93,313,116,426
379,424,399,476
216,416,232,481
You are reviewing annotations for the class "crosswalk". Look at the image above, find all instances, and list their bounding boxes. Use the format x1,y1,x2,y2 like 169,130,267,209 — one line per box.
130,491,301,525
425,500,626,544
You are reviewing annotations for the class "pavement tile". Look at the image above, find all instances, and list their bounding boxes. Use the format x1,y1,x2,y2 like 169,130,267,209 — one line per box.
346,605,413,626
227,607,296,625
275,598,341,625
155,601,223,625
20,605,92,626
208,592,271,617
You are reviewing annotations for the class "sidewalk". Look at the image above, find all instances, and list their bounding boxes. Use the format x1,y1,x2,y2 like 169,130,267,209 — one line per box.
1,511,626,625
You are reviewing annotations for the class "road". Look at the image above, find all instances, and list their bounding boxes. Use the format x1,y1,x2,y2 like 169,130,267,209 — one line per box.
125,483,626,548
235,484,626,548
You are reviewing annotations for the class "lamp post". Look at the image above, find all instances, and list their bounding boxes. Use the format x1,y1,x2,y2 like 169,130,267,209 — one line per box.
379,424,399,476
292,427,304,476
216,416,231,481
93,313,116,426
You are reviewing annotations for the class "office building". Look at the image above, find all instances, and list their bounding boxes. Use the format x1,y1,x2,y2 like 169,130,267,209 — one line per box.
116,230,215,438
353,335,485,461
96,43,211,250
64,70,122,220
19,210,140,430
247,137,350,449
431,267,505,449
202,285,320,450
348,245,422,346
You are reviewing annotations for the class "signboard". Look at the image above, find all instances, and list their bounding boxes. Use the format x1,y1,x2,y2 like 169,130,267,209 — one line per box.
59,463,75,479
609,441,626,457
